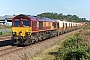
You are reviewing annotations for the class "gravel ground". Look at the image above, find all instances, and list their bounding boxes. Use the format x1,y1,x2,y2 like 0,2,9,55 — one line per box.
0,30,79,60
0,46,12,50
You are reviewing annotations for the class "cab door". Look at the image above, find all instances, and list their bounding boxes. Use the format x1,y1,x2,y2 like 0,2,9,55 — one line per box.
32,21,38,32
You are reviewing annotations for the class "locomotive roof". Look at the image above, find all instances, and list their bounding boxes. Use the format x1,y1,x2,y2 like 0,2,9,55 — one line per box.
37,17,56,22
15,14,56,22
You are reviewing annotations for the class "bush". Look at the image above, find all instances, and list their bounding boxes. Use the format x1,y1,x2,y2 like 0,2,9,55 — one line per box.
5,26,11,28
83,25,90,29
54,33,90,60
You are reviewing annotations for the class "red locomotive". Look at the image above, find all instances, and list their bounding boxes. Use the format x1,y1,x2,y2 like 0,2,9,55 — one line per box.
12,14,82,45
12,14,58,45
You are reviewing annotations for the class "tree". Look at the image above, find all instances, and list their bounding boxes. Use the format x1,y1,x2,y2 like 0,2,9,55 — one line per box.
37,12,89,22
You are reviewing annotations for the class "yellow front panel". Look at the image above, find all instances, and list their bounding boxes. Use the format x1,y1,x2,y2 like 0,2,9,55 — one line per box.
12,27,32,36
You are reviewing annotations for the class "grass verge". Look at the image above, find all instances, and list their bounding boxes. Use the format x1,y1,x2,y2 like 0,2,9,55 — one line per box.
0,31,11,36
30,33,75,60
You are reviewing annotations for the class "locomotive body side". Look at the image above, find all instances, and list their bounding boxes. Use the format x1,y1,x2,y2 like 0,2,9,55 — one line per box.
12,14,58,45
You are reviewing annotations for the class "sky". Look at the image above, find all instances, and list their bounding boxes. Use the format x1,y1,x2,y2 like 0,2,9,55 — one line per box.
0,0,90,20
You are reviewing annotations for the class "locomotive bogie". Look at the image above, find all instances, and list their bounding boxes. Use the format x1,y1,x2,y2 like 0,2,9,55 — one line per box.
12,35,31,45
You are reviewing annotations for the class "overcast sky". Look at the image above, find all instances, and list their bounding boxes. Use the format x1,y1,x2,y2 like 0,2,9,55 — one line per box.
0,0,90,20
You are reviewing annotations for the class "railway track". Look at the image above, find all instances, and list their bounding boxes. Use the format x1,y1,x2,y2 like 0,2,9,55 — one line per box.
0,30,80,60
0,35,11,40
0,46,23,57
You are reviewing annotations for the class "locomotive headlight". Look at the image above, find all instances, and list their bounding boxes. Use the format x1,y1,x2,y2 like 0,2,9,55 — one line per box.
26,32,30,35
12,32,16,35
27,32,30,35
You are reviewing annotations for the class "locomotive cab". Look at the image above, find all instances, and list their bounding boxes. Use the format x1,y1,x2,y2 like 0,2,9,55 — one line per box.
12,14,59,45
12,14,37,45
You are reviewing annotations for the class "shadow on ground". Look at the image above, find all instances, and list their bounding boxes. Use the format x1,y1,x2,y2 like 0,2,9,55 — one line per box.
48,51,58,57
0,39,15,47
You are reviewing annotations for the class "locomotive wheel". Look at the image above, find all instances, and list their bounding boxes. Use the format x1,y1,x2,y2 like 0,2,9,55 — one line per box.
24,39,31,45
38,34,43,41
57,32,60,36
42,34,46,40
13,39,20,45
24,37,32,45
35,37,39,43
50,33,53,38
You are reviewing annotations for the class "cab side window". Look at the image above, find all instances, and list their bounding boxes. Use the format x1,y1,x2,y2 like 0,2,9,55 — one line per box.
32,21,36,27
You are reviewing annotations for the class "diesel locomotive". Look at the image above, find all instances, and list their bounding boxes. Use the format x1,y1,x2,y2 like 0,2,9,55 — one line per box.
12,14,82,45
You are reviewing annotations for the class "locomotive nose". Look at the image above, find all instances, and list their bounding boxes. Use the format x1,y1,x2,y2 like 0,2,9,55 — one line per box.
18,31,22,35
12,27,32,36
19,31,22,33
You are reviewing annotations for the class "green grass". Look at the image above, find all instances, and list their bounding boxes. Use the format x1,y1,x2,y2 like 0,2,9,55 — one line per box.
30,34,74,60
0,31,11,36
83,24,90,29
5,26,11,28
30,41,65,60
